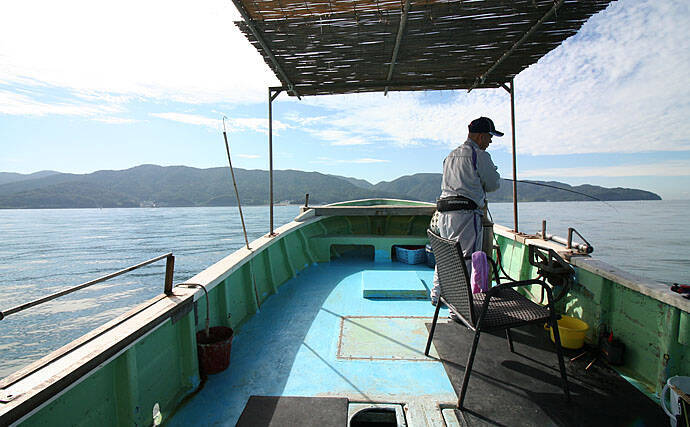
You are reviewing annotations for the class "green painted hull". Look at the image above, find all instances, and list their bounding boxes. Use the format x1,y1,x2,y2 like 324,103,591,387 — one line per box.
494,227,689,398
3,200,687,425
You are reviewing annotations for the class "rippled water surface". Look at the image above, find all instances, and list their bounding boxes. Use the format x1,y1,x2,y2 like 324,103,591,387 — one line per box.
1,201,688,377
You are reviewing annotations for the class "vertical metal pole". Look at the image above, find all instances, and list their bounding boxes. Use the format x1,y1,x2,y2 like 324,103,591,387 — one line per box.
164,254,175,295
268,87,274,236
510,78,519,233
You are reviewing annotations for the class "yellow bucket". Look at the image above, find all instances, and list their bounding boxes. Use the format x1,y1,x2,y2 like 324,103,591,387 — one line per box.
545,316,589,349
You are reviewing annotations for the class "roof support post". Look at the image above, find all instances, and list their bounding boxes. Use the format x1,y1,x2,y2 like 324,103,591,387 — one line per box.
268,87,282,237
384,0,411,96
501,79,519,233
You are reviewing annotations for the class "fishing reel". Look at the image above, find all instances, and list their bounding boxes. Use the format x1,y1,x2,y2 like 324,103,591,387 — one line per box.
528,245,576,303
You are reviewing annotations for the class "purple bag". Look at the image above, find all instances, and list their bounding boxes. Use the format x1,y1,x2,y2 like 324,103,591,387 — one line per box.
471,251,489,294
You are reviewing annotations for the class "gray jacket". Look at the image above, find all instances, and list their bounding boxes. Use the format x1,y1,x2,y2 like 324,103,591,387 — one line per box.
440,137,500,208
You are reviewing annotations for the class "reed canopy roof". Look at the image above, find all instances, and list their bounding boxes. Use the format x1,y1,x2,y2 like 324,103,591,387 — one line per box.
233,0,612,97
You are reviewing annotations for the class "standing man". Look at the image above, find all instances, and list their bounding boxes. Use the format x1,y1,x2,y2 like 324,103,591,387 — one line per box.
431,117,502,304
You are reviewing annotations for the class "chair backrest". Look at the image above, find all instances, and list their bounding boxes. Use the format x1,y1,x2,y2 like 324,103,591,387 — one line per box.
427,230,476,327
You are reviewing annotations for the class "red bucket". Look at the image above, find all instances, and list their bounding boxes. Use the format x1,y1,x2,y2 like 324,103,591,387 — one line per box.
196,326,234,376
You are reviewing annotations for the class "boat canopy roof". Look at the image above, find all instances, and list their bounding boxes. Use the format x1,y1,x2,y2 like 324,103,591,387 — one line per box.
233,0,612,97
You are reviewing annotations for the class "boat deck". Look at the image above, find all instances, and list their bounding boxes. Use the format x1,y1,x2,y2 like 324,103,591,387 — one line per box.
168,258,665,426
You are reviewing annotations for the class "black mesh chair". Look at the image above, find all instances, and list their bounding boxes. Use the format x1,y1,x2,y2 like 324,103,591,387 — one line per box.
425,230,570,409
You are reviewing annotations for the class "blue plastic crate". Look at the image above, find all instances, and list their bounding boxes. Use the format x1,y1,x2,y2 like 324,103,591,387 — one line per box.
395,246,426,264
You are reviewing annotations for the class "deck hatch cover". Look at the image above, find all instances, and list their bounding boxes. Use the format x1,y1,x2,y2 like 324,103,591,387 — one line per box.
337,316,439,360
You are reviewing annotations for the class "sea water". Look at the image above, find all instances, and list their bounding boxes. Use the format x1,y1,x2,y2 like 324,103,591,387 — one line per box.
0,201,688,378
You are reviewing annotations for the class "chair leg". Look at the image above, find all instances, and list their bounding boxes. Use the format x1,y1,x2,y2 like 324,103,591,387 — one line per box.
550,318,571,401
458,330,481,409
425,299,442,356
505,328,514,353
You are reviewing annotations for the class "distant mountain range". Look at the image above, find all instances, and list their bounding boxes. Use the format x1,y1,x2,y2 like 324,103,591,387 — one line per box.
0,165,661,209
0,170,60,186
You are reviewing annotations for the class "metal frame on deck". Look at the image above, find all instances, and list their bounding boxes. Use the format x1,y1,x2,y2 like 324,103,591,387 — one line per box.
268,87,283,236
266,79,521,234
0,253,176,322
247,0,613,236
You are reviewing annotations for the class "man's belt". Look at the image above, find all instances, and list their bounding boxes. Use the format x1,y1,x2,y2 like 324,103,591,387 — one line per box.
436,196,477,212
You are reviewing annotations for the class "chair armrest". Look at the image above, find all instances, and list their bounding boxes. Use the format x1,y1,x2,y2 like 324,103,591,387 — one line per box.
486,279,546,296
474,279,559,330
483,278,557,310
486,257,501,285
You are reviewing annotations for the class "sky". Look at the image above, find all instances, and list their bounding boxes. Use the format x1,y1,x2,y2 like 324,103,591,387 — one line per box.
1,0,689,199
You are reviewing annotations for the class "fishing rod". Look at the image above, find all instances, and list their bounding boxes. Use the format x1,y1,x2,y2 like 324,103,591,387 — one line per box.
485,177,609,256
221,117,261,310
503,178,618,211
222,116,250,249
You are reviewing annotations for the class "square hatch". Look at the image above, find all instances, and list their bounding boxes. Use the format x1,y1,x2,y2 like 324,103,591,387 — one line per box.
337,316,439,361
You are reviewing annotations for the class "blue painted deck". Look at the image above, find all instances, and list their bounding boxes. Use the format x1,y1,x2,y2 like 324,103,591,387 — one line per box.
169,260,454,426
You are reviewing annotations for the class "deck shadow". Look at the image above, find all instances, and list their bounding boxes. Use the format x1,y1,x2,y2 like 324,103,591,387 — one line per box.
429,322,666,426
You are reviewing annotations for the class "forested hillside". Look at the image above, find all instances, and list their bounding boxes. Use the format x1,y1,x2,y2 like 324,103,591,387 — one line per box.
0,165,661,209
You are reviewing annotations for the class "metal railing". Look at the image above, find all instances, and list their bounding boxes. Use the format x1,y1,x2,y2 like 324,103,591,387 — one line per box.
0,253,175,321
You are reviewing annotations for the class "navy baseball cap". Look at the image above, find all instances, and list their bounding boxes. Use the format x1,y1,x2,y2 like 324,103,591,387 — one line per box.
468,117,504,137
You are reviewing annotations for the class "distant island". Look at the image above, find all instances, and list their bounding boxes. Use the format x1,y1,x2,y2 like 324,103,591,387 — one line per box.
0,165,661,209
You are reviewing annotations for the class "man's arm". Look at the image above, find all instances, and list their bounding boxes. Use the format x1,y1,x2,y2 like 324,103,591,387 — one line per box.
477,151,500,192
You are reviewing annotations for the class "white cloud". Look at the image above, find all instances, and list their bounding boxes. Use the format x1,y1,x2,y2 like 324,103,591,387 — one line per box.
0,88,124,117
510,0,690,156
280,0,690,156
310,157,390,165
150,112,217,128
93,117,140,124
353,158,390,164
2,0,688,160
284,112,328,126
521,160,690,178
306,129,371,146
297,90,505,149
150,112,288,134
0,0,277,105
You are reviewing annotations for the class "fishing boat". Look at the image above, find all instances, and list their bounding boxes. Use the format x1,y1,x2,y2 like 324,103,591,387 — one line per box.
1,0,688,425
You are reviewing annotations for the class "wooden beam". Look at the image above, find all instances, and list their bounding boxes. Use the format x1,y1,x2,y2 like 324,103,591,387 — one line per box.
468,0,565,92
384,0,411,96
231,0,301,98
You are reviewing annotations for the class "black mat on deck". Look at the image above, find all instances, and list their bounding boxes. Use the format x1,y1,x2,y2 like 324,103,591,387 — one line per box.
236,396,349,427
430,322,666,426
